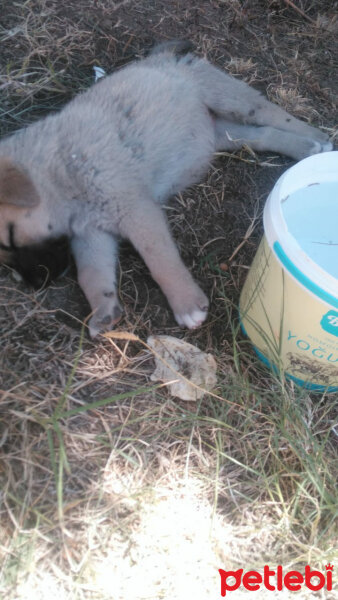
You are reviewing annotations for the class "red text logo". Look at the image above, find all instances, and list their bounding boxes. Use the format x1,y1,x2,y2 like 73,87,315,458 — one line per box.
218,564,333,595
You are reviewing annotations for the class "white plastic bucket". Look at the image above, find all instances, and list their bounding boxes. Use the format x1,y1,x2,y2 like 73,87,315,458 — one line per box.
239,151,338,392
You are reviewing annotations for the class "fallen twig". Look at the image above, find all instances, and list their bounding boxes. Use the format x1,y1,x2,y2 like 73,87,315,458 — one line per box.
283,0,317,26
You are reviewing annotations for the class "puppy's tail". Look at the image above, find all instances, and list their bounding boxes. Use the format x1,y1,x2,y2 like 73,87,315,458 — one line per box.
149,39,194,57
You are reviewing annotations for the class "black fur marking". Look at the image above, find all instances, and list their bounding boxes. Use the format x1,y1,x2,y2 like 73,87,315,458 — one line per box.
9,223,17,249
148,39,194,57
0,224,16,251
10,236,70,289
113,305,123,320
100,315,113,325
99,305,123,325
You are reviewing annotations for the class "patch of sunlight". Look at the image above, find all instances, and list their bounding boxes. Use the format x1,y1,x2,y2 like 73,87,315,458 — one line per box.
91,480,226,599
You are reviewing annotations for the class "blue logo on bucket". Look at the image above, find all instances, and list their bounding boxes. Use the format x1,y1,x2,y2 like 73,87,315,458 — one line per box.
320,310,338,337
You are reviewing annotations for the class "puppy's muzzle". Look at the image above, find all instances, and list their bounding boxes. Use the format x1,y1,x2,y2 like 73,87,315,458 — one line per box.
8,236,70,288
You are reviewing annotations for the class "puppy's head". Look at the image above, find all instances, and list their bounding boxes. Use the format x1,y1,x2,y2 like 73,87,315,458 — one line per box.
0,157,70,287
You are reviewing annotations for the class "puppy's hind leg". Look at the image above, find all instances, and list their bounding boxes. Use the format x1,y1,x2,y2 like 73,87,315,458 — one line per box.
71,230,123,338
214,119,327,160
118,199,209,329
190,58,331,150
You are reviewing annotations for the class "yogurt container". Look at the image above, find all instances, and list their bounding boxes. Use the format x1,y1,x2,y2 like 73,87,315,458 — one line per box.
239,151,338,392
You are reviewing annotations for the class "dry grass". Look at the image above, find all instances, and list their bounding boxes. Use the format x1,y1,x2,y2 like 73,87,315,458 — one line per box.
0,1,337,598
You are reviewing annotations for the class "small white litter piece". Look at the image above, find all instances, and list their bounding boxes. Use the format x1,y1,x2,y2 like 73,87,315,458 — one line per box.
147,335,217,401
93,66,106,82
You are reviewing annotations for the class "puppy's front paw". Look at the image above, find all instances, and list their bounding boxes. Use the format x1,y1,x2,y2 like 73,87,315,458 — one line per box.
175,307,209,329
295,137,333,160
171,285,209,329
320,140,333,153
88,302,124,339
309,139,334,155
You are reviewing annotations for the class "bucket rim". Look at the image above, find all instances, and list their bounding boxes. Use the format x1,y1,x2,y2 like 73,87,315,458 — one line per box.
263,151,338,304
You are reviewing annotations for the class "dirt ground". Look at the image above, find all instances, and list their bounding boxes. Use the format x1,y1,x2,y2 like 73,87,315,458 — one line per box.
0,1,337,599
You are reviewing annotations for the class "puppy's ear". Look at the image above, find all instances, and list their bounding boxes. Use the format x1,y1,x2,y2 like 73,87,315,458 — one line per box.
0,157,40,208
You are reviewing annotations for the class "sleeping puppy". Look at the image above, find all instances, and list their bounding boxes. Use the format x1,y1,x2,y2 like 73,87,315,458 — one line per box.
0,41,332,337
